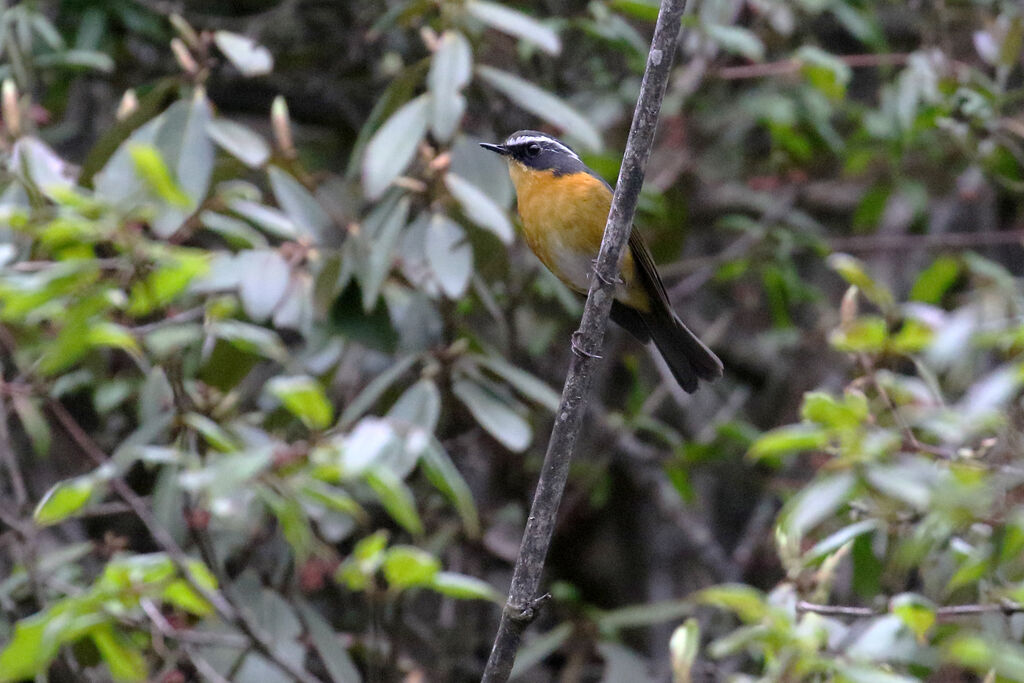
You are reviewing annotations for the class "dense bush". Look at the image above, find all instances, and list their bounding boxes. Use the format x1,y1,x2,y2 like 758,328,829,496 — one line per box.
1,0,1024,681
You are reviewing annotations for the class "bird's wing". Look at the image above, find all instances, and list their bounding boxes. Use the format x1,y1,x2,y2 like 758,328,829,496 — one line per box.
627,228,672,311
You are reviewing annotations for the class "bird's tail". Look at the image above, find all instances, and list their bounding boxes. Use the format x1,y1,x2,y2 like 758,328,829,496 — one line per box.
645,311,723,393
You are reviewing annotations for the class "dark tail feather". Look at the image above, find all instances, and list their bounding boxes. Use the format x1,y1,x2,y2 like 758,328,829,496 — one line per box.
645,312,723,393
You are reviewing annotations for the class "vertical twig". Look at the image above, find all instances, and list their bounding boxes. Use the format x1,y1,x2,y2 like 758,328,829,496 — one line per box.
480,0,690,678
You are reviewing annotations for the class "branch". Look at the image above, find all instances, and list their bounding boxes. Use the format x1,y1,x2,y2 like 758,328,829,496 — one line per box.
797,600,1024,620
480,1,691,679
713,53,909,81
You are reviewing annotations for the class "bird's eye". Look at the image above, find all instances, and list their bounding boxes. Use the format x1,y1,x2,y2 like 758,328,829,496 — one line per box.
525,143,541,157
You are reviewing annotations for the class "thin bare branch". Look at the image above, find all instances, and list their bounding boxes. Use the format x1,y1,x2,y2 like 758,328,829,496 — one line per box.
481,0,692,679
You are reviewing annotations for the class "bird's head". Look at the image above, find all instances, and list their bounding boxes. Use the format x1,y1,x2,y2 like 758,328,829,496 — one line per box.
479,130,586,177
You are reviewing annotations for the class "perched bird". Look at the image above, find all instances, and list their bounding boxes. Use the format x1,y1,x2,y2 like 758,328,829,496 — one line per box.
480,130,722,393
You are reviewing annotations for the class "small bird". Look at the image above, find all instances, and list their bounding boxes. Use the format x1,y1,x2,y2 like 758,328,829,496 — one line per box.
480,130,722,392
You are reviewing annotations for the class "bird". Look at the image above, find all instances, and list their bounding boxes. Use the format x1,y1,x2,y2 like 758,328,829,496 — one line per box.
480,130,722,393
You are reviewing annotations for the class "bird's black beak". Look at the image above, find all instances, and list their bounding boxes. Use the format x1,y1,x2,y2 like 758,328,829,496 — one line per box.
479,142,509,156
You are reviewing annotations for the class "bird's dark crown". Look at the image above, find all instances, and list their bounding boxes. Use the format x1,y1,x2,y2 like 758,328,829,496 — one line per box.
482,130,588,176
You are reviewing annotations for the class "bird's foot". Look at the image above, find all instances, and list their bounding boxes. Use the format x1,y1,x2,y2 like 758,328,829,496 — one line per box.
591,258,622,286
571,331,602,359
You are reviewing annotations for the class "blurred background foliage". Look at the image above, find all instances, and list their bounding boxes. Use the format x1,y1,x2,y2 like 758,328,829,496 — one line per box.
1,0,1024,680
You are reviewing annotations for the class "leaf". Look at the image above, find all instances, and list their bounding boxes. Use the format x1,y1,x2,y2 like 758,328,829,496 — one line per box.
466,1,561,55
510,623,573,678
452,378,531,452
474,354,561,411
213,31,273,76
748,424,829,462
296,602,363,683
828,253,893,310
706,25,765,61
388,379,441,432
182,413,240,452
268,167,331,244
796,46,852,100
359,196,410,310
430,571,502,601
426,213,473,297
91,624,148,682
337,354,418,429
669,618,700,683
0,611,61,682
801,391,868,430
779,472,857,542
129,143,191,206
328,281,400,353
361,95,429,199
33,475,100,525
830,316,888,353
267,375,334,430
427,31,472,141
420,438,480,538
445,173,514,244
804,519,880,563
890,593,935,641
152,93,215,237
231,199,299,239
10,394,50,457
909,255,960,304
238,249,291,321
476,65,601,151
365,467,424,535
383,546,440,588
696,584,767,623
206,118,270,168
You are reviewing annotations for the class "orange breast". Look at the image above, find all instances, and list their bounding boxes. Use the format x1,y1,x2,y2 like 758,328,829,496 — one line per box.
509,162,649,311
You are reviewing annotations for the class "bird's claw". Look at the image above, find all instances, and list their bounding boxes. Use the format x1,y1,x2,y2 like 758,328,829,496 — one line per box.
571,331,602,359
591,258,622,286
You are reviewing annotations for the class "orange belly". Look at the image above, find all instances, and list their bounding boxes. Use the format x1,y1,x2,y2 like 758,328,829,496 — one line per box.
509,163,649,311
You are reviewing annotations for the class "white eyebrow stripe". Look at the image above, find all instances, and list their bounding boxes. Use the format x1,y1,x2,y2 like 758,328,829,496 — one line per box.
504,135,580,160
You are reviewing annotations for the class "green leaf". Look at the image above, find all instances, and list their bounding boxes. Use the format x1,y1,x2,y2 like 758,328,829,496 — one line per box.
779,471,857,542
476,65,601,151
748,424,829,462
420,438,480,538
427,30,472,141
909,255,960,304
90,623,148,682
890,593,935,640
362,95,429,199
296,602,363,683
466,1,561,55
828,253,893,310
358,196,410,310
830,316,888,353
388,379,441,432
801,391,868,429
10,394,50,457
706,25,765,61
452,378,531,452
154,93,215,237
337,354,418,429
238,249,291,321
796,46,852,100
206,118,270,168
430,571,502,601
231,199,299,239
213,31,273,76
365,467,423,535
182,412,240,452
804,519,880,563
383,545,440,588
445,172,514,244
0,611,61,681
669,618,700,683
268,166,332,243
267,375,334,430
129,143,191,207
474,354,560,411
696,584,767,622
34,474,102,525
426,213,473,297
128,248,208,316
